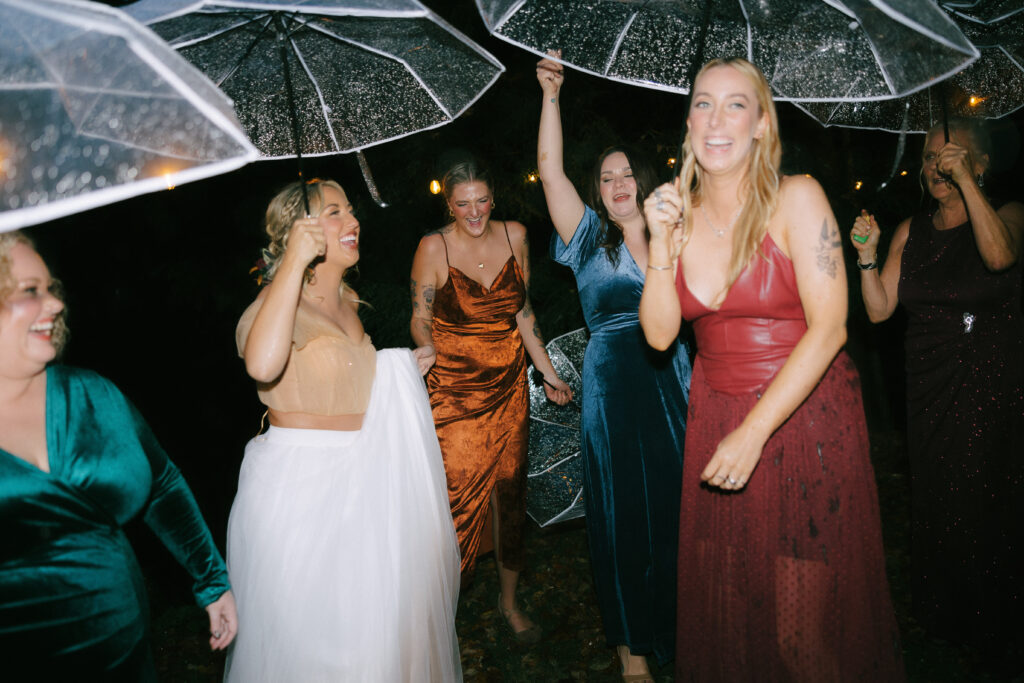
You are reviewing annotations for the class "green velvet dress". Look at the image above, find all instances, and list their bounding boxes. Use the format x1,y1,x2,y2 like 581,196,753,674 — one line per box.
0,365,230,681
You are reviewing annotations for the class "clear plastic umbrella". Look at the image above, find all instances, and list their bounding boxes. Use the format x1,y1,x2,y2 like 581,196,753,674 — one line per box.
0,0,258,233
526,328,586,528
127,0,505,206
942,0,1023,25
794,9,1024,133
475,0,979,102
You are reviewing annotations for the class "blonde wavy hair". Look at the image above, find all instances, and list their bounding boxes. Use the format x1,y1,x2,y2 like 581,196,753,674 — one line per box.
677,57,781,289
261,178,347,284
0,230,69,355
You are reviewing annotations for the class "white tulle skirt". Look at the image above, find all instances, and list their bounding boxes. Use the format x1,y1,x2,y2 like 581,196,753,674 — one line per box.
224,349,462,682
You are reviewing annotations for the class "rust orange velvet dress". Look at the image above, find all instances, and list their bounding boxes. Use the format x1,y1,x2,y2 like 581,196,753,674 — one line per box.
427,230,529,576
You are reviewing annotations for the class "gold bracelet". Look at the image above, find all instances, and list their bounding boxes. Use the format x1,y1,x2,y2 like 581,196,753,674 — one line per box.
647,263,672,271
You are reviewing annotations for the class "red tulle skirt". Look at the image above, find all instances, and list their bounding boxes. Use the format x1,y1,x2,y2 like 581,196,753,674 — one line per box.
676,352,904,682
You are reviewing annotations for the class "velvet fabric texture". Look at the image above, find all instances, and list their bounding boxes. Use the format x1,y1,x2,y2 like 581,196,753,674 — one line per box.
552,205,690,665
427,234,529,576
899,210,1024,645
675,236,904,682
0,365,229,681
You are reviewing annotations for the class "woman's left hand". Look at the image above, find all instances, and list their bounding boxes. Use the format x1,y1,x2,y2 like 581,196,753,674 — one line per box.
542,375,573,406
412,345,437,375
701,425,767,491
205,590,238,650
936,140,975,185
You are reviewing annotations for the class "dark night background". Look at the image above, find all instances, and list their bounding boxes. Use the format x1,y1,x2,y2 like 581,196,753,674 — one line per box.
21,1,1024,680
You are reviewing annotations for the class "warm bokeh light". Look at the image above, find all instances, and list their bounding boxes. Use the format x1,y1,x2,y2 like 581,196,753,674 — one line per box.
429,179,441,194
854,181,863,190
527,173,538,183
666,157,677,167
900,170,908,176
969,95,985,107
163,173,176,190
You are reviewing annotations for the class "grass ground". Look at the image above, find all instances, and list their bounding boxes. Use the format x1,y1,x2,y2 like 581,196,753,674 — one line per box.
148,428,1021,682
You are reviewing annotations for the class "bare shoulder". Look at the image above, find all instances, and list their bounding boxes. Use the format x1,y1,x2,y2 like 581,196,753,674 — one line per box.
997,200,1024,223
504,220,528,245
414,231,447,259
779,173,828,208
773,175,834,255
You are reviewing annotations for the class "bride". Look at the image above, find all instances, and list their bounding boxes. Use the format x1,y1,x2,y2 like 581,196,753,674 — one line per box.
224,178,462,682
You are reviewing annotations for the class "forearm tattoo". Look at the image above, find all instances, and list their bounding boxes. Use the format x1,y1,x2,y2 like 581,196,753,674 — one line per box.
815,218,841,279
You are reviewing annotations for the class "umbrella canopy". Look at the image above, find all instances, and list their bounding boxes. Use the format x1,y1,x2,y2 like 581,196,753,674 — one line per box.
526,328,586,528
0,0,257,233
942,0,1022,25
475,0,980,102
127,0,505,159
795,9,1024,132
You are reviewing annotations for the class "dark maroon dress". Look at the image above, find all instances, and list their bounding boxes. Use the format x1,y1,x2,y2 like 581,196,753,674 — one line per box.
898,209,1024,645
674,235,904,682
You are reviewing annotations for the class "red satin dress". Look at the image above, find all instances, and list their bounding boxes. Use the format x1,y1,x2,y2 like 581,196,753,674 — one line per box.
427,227,528,577
674,235,904,682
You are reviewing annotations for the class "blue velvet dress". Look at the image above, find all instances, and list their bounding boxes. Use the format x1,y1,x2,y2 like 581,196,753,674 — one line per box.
552,205,690,664
0,366,230,681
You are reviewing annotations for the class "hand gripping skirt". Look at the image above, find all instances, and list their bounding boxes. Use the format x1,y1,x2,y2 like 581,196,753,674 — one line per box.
224,349,463,682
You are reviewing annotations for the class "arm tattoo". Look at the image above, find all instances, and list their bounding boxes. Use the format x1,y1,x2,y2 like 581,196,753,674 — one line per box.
532,318,545,345
815,218,842,279
423,285,435,309
410,278,418,313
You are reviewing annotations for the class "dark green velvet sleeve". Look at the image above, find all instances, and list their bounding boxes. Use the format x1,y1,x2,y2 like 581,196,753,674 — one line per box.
126,394,231,607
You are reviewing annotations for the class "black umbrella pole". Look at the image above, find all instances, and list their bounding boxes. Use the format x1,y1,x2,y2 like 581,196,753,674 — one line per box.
278,27,310,215
676,0,715,180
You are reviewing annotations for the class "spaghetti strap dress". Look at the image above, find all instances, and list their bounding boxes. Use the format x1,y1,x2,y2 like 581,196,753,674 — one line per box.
898,209,1023,645
427,224,529,576
674,235,904,682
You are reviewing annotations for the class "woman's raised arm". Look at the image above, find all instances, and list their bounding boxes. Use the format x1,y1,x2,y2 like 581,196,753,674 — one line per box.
537,53,585,245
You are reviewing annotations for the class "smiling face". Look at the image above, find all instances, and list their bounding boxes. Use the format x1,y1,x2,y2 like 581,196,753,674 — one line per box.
598,151,640,221
447,180,493,238
0,243,65,378
316,185,361,269
687,64,769,179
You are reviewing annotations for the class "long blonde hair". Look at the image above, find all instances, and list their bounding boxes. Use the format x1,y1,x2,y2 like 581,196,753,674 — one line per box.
678,57,781,289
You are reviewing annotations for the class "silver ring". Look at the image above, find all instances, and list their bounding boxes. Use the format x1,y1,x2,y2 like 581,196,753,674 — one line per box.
656,201,665,212
213,631,222,639
654,188,662,199
727,477,738,485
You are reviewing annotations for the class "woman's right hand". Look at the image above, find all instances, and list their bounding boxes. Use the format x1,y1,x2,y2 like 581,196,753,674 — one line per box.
850,210,880,263
644,182,684,249
537,50,564,98
281,216,326,274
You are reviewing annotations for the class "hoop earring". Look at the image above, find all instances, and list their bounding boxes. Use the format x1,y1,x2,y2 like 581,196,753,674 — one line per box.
447,206,454,217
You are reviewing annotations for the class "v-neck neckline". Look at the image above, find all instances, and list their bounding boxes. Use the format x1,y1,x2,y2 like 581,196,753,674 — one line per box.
0,367,55,475
447,255,516,294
